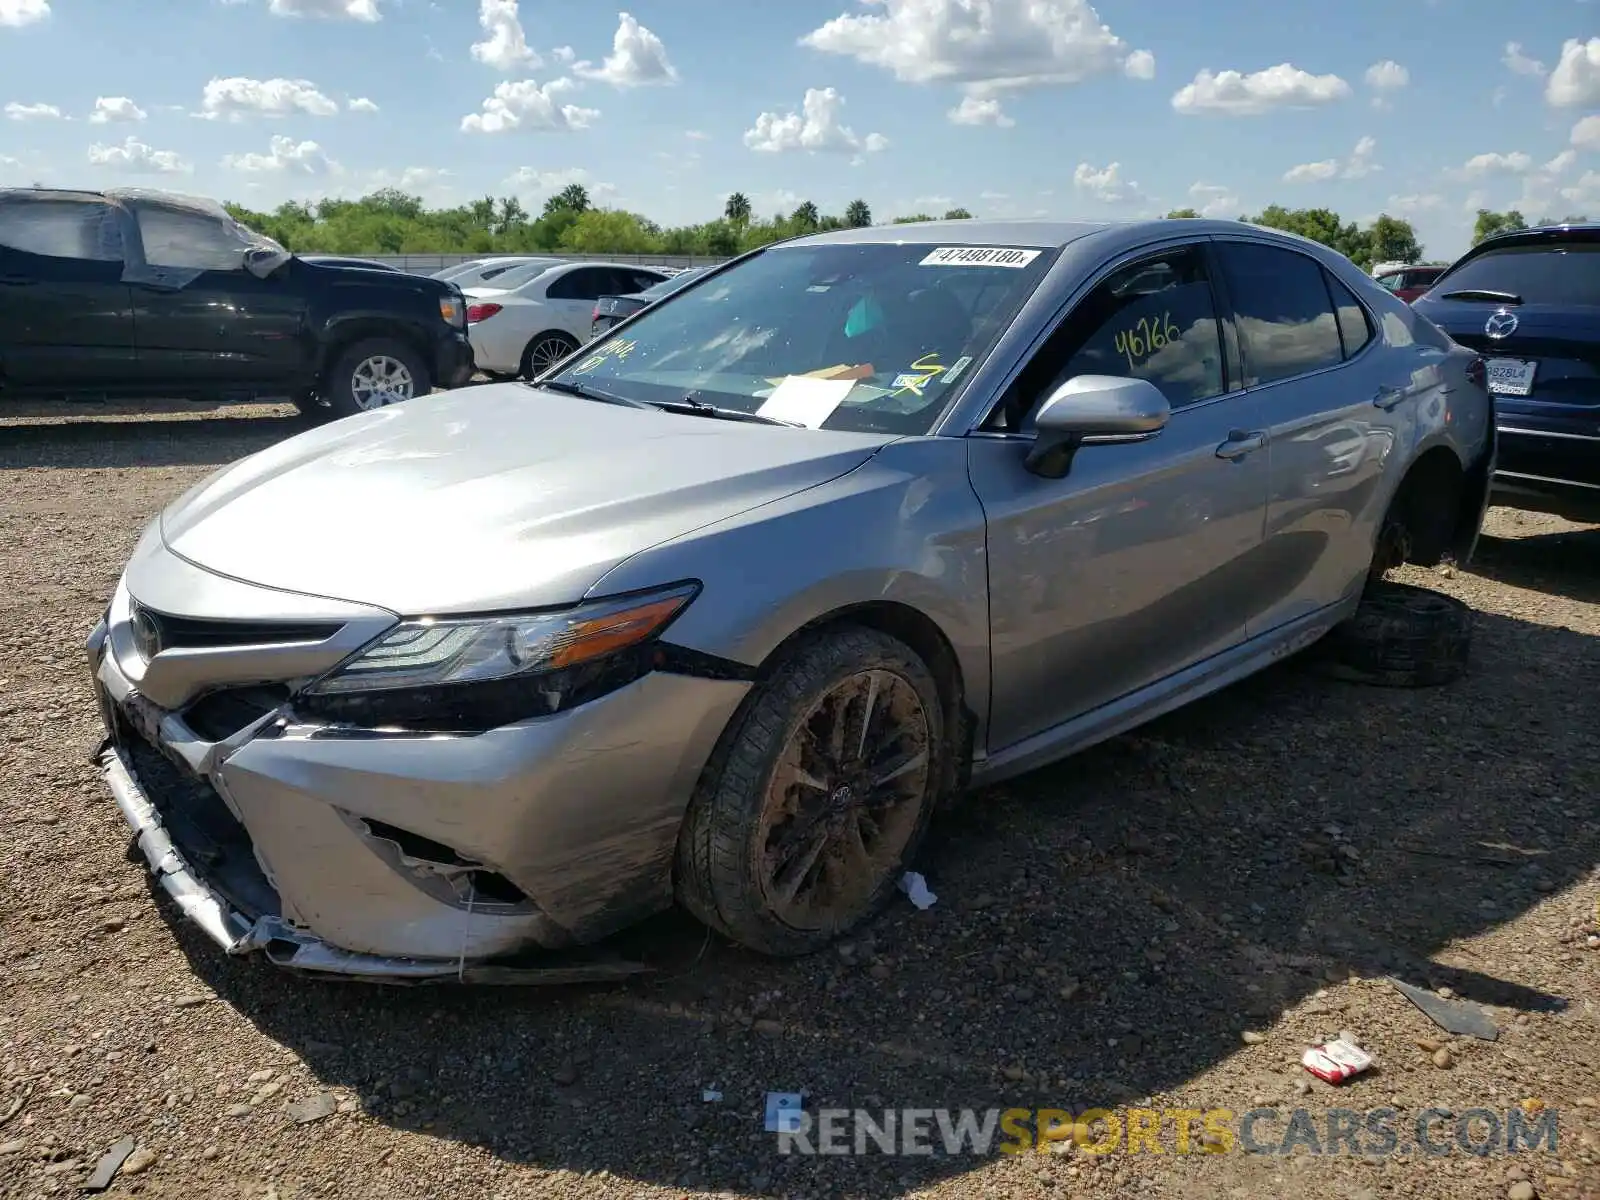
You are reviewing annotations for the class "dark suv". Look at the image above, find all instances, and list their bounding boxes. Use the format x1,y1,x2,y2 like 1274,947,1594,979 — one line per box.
0,187,473,419
1413,225,1600,522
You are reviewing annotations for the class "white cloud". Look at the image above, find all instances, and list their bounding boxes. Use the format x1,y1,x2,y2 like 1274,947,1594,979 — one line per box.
1560,170,1600,210
347,96,379,114
1172,63,1350,116
1547,37,1600,108
685,129,710,140
1504,41,1546,77
1573,114,1600,150
1301,134,1382,180
801,0,1149,92
223,135,336,174
460,78,598,134
0,0,48,26
1187,181,1239,218
1073,160,1140,203
1123,49,1155,80
1364,60,1408,91
1283,157,1338,183
1544,149,1577,176
744,87,887,156
1459,150,1534,177
88,136,190,174
5,101,62,120
506,165,617,202
89,96,146,123
471,0,538,73
574,12,677,88
948,94,1014,126
1386,193,1443,215
265,0,379,18
979,189,1008,200
200,77,338,119
551,45,575,64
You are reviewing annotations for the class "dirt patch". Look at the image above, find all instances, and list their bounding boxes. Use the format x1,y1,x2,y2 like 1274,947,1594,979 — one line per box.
1,404,1596,1200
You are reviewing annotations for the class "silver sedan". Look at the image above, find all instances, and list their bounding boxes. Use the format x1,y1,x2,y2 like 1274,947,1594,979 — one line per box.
88,218,1495,981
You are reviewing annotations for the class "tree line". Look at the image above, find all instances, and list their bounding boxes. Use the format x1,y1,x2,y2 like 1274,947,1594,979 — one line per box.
222,184,1569,268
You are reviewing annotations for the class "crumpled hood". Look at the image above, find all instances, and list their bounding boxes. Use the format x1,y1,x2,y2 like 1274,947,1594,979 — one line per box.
160,385,892,614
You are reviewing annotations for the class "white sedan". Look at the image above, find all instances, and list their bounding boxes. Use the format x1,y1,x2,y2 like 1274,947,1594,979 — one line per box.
433,255,559,291
464,261,670,378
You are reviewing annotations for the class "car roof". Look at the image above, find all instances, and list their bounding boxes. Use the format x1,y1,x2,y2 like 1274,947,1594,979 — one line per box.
780,217,1351,259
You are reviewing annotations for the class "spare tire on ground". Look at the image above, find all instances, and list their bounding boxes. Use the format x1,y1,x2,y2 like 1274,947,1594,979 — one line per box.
1309,581,1473,688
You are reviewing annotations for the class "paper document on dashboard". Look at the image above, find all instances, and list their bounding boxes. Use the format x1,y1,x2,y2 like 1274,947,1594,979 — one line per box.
755,375,857,427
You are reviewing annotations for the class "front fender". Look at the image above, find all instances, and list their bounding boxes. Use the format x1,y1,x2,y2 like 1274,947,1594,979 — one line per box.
586,437,992,735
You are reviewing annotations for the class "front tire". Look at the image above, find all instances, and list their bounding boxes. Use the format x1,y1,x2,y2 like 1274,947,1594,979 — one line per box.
675,627,946,957
324,338,430,419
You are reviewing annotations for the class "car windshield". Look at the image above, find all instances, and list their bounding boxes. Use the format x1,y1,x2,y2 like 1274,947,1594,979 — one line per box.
1434,241,1600,305
548,241,1055,434
484,259,559,289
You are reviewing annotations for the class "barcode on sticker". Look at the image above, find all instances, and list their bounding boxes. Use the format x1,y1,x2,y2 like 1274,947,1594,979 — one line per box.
920,246,1041,269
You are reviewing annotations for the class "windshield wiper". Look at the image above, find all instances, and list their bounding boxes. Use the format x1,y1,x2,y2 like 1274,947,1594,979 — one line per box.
1438,288,1524,304
649,395,804,427
533,379,651,408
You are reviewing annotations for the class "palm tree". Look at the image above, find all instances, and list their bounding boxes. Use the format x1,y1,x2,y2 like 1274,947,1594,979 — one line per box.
942,207,972,220
791,200,820,230
544,183,591,217
845,199,872,228
724,192,752,227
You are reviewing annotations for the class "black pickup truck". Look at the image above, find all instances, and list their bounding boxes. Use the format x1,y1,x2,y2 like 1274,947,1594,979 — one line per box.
0,187,473,419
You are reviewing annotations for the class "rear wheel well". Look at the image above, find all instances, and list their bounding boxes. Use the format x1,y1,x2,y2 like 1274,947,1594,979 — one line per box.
759,602,975,798
1379,446,1465,571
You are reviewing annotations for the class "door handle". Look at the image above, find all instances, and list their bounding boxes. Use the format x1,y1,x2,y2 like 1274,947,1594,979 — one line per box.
1215,430,1267,460
1373,385,1407,411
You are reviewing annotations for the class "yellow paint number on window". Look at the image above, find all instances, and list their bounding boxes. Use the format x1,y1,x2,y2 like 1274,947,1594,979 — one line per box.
1113,312,1181,372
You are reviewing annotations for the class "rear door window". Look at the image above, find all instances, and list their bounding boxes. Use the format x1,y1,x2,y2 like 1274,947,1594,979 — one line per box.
1324,272,1374,358
0,198,122,262
1217,243,1344,386
1432,242,1600,306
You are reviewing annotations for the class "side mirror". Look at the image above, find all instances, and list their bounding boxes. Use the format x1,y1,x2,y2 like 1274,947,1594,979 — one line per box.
243,246,287,280
1024,375,1170,479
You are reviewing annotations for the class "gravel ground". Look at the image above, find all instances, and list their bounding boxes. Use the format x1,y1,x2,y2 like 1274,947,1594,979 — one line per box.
2,400,1597,1200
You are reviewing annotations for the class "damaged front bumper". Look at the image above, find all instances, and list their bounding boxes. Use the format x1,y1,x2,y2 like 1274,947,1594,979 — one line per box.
98,740,619,983
86,572,750,984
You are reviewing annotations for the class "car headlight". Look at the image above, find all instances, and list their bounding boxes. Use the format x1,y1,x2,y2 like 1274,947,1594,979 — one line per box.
307,583,698,695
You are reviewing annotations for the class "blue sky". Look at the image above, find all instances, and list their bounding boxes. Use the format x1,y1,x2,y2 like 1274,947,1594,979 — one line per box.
1,0,1598,259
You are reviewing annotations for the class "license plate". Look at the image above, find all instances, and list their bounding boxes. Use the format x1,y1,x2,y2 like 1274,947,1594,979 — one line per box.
1486,357,1537,396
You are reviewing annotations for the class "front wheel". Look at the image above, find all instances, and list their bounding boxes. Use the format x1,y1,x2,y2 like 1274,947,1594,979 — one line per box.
324,338,431,419
675,627,946,957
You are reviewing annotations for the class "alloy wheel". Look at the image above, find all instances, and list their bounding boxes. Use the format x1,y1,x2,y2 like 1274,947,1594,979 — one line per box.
756,669,932,931
526,336,575,377
350,355,415,410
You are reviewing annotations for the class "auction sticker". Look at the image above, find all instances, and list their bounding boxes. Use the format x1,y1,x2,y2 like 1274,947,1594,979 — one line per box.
920,246,1041,268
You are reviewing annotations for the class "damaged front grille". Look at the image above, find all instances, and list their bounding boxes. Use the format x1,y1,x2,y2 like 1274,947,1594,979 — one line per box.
115,715,280,922
183,685,289,742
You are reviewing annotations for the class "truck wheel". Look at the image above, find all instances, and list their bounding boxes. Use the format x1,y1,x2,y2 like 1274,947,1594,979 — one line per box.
675,627,946,957
324,338,430,418
520,332,579,380
1311,581,1472,688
